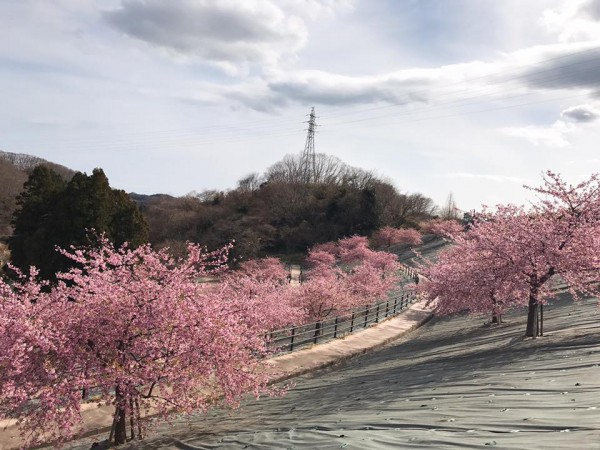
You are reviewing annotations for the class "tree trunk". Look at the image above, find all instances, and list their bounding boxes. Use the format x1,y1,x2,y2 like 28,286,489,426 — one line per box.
129,398,135,440
491,298,501,324
114,385,127,445
525,292,539,337
135,398,142,440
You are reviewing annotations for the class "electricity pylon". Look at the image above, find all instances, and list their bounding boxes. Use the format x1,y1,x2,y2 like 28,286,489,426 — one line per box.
300,107,317,183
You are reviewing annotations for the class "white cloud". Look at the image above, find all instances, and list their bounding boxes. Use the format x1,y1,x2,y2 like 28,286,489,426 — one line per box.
104,0,308,74
3,0,600,212
97,1,600,112
103,0,354,76
515,42,600,91
539,0,600,42
218,40,600,111
266,69,436,106
503,120,576,147
277,0,355,20
561,103,600,122
502,101,599,147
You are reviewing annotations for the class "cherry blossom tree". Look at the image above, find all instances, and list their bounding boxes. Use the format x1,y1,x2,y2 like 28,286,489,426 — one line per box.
295,264,353,322
222,258,302,331
372,226,422,248
337,235,373,265
420,219,463,240
419,172,600,337
336,236,400,277
298,236,402,323
346,262,399,305
235,257,289,283
305,249,337,268
0,268,68,446
309,241,338,254
418,237,527,324
0,240,286,447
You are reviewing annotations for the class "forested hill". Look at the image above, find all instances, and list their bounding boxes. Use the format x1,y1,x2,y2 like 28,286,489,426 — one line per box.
1,150,438,262
134,153,438,260
0,150,75,238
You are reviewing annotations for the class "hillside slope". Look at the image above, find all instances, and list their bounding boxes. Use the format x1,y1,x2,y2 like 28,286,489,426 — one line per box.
0,151,75,238
73,294,600,449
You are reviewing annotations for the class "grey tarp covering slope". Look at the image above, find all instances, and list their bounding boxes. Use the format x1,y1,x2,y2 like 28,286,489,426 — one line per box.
68,294,600,450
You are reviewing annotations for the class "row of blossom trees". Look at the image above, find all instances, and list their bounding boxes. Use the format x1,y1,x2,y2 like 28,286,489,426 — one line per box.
0,235,404,447
372,227,422,248
225,236,403,325
1,240,284,446
418,171,600,336
370,219,464,249
299,236,401,321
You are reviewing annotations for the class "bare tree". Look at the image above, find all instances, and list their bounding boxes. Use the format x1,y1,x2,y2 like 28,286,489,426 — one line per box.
266,154,305,184
372,181,436,227
266,153,375,187
438,192,461,220
237,172,264,192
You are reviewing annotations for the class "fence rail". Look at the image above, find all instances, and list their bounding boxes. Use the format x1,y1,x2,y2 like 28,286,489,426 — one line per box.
267,288,417,354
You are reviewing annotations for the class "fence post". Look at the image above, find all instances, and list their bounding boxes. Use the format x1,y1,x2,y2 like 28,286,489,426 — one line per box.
350,312,355,332
393,296,398,314
375,304,380,323
314,322,321,344
333,317,338,338
290,327,295,352
364,305,369,328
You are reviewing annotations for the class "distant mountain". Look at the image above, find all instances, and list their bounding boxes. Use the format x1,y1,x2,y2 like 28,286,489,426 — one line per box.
128,192,175,207
0,150,75,179
0,150,75,239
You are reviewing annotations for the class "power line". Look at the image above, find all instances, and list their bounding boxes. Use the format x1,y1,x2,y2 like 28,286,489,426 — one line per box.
323,91,590,131
317,45,600,119
2,47,599,152
20,69,596,150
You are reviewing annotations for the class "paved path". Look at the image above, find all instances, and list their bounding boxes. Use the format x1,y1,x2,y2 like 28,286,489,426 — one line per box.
289,264,302,285
267,299,433,383
0,300,434,450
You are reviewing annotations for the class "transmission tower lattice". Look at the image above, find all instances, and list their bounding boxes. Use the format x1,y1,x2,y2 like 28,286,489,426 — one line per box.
301,106,317,183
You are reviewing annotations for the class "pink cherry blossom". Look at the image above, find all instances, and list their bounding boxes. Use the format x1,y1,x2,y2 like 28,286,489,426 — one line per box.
372,227,422,248
0,239,283,446
419,171,600,337
420,219,463,240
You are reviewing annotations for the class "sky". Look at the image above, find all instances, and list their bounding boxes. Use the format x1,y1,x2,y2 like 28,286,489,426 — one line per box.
1,0,600,211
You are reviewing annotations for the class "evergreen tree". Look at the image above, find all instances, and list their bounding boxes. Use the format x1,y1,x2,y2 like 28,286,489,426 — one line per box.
9,166,67,276
110,189,148,248
9,167,148,280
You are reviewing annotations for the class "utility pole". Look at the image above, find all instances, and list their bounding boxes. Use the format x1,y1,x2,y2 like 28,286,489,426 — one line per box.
300,106,317,183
